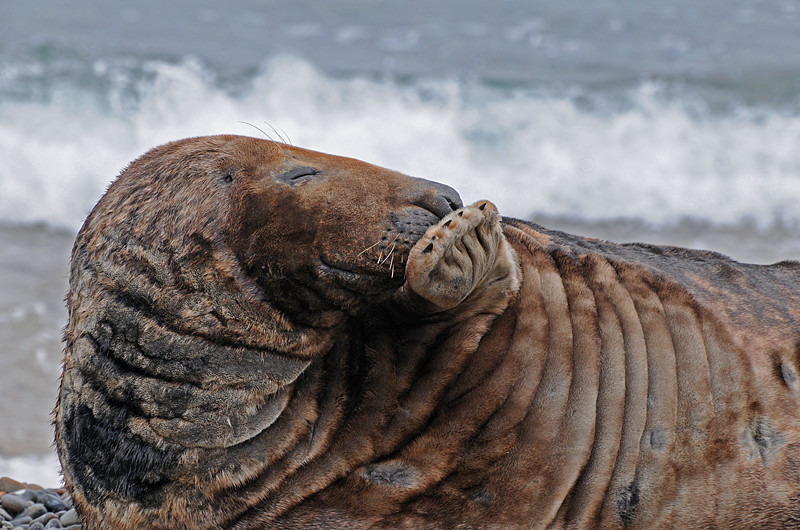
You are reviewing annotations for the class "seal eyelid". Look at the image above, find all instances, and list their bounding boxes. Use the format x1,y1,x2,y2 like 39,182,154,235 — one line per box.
221,170,235,184
278,166,321,186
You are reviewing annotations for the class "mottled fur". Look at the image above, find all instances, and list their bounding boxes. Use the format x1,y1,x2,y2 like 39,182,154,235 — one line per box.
56,135,800,528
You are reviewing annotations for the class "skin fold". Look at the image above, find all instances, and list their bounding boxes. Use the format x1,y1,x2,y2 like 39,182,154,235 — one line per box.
55,135,800,529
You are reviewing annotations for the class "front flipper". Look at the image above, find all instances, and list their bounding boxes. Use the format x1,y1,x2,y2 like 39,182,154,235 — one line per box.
403,200,519,313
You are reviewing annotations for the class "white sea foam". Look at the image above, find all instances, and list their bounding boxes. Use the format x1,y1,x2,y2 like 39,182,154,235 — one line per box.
1,55,799,231
0,453,62,488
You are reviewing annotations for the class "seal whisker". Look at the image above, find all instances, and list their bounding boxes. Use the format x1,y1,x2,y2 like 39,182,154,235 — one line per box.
239,121,275,142
380,241,397,265
358,240,382,257
238,121,291,151
377,235,401,265
263,121,293,146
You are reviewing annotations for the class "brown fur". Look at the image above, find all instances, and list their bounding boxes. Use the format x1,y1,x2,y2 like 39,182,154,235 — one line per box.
55,135,800,528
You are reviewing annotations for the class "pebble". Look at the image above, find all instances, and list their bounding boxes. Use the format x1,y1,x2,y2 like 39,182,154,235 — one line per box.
0,479,25,494
58,509,79,527
19,505,46,521
0,481,82,530
31,514,57,526
39,497,66,515
13,492,35,504
0,495,26,515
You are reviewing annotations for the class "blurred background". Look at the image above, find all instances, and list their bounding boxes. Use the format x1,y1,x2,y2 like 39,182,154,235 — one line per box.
1,0,799,486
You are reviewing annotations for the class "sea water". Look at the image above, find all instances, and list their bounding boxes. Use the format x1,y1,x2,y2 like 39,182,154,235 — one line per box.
1,0,799,486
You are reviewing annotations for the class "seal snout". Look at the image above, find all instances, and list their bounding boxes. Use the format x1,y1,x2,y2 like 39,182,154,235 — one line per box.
410,180,463,219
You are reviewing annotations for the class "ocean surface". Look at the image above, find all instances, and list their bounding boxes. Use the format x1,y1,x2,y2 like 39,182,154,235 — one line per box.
1,0,799,486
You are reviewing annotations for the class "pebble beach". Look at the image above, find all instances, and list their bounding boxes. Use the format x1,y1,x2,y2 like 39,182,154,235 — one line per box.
0,478,80,530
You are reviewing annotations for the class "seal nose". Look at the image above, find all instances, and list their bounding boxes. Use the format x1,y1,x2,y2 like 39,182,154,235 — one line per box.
410,180,463,219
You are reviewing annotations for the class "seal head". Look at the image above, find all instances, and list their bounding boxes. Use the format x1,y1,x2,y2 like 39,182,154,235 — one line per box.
55,135,463,527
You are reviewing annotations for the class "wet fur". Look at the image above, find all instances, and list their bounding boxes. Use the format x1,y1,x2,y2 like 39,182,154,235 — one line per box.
55,135,800,528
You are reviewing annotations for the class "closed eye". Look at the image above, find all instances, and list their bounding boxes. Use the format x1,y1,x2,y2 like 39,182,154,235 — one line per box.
278,166,321,185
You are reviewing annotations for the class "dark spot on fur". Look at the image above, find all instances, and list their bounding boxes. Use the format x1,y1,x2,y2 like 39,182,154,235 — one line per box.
363,462,418,488
124,322,140,344
422,243,434,254
61,405,181,507
470,490,494,506
443,219,452,227
744,417,786,464
649,429,665,450
617,481,640,524
783,363,799,389
770,351,798,391
88,321,114,353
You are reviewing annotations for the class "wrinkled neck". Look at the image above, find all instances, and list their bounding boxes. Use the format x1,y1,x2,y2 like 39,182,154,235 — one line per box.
209,255,521,525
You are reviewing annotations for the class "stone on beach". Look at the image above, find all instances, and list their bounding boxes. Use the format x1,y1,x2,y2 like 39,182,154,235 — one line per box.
58,509,79,527
20,504,47,520
0,478,26,495
0,481,81,530
0,494,27,515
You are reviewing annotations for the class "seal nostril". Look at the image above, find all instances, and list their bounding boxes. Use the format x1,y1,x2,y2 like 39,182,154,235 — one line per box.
410,181,463,219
